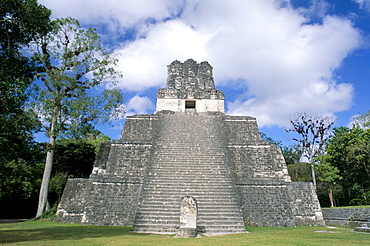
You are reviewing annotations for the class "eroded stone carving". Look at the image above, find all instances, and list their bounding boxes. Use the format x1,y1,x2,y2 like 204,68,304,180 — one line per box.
176,196,198,238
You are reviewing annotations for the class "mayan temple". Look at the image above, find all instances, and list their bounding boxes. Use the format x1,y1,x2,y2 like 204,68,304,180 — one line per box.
55,59,325,235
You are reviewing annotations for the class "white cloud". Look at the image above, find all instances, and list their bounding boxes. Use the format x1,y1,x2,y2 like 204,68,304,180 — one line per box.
39,0,362,128
353,0,370,11
39,0,184,26
114,20,212,91
125,95,155,116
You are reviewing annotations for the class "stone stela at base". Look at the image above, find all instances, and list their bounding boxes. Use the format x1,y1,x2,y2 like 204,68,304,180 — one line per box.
55,59,325,235
175,196,198,238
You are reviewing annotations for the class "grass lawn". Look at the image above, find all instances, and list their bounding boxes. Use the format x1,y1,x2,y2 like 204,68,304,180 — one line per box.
322,205,370,209
0,220,369,246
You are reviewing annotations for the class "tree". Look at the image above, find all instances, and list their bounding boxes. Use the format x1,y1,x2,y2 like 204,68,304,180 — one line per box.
31,17,124,218
286,113,335,189
1,0,51,125
325,126,370,205
315,154,342,207
287,162,312,182
1,0,51,159
0,0,51,218
352,110,370,129
0,142,45,219
281,145,301,165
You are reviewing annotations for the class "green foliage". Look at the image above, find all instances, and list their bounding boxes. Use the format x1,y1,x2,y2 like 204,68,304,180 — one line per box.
47,138,97,211
31,17,124,139
0,142,45,218
1,0,51,116
352,110,370,128
324,125,370,206
0,0,51,218
286,113,335,189
287,162,312,181
260,132,283,147
30,17,124,217
315,155,342,184
281,145,301,165
261,132,301,165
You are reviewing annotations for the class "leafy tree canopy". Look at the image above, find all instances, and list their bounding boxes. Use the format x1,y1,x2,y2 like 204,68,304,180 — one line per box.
31,17,124,218
0,0,51,218
1,0,51,113
325,125,370,205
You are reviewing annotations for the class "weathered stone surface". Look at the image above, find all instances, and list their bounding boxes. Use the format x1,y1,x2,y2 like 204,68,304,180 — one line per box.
54,59,324,233
156,59,224,113
54,178,90,224
175,196,198,238
322,208,370,228
179,196,197,229
175,228,198,238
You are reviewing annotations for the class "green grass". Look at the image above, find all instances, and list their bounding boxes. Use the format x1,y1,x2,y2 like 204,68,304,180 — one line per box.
322,205,370,209
0,220,369,246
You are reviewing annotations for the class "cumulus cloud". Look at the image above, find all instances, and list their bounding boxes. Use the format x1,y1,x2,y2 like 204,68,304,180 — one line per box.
114,20,212,91
125,95,155,116
40,0,184,26
39,0,362,127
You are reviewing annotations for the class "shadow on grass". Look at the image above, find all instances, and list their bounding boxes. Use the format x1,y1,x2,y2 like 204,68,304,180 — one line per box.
0,222,148,244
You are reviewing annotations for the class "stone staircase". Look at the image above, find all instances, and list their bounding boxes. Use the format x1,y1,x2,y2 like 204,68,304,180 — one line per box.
354,216,370,233
132,112,247,234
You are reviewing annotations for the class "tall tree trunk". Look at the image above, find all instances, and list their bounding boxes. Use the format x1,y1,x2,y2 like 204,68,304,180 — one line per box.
310,162,316,189
328,185,334,207
35,111,57,219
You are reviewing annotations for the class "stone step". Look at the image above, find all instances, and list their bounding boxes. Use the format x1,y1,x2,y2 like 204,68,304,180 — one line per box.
134,220,245,228
152,156,226,160
354,227,370,233
145,178,233,183
137,200,242,207
141,196,238,201
150,159,227,163
132,224,246,234
133,114,246,234
144,181,234,186
153,148,226,152
141,186,235,192
141,194,237,199
135,211,241,217
148,169,231,174
134,214,245,222
148,167,230,171
136,205,242,213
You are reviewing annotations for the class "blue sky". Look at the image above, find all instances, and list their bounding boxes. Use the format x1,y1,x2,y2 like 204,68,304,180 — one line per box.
38,0,370,145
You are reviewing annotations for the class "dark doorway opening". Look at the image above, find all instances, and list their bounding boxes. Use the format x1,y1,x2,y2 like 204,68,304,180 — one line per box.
185,100,196,109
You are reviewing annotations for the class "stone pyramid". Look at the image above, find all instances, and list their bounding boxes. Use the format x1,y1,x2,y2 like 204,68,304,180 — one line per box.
55,59,325,234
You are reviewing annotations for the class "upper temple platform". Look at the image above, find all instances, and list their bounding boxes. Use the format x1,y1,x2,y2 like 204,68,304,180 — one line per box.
155,59,225,113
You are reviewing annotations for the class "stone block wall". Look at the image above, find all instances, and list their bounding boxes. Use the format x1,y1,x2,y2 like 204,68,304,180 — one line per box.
224,116,261,143
225,115,324,227
120,114,158,141
229,144,291,184
322,208,370,227
55,115,156,226
54,179,91,224
82,182,142,226
90,142,152,183
237,184,296,227
287,182,325,226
